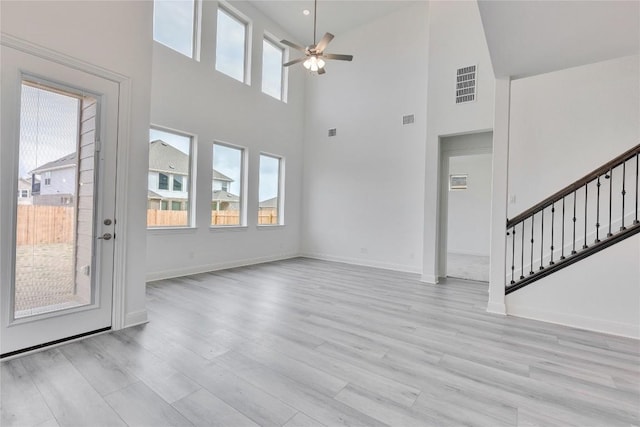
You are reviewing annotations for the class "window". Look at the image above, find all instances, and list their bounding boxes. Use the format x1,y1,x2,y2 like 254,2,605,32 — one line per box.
212,142,244,226
262,38,284,100
158,173,169,190
20,190,29,198
216,6,247,82
258,154,282,225
173,175,183,191
43,172,51,186
153,0,196,58
148,128,193,227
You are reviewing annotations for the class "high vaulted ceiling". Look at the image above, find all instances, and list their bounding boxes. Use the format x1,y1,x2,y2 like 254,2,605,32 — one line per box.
478,0,640,79
248,0,414,45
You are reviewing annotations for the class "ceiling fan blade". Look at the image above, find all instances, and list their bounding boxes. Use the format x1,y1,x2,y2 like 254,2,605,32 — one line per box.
323,53,353,62
280,39,306,53
315,32,334,53
318,66,326,75
283,57,307,67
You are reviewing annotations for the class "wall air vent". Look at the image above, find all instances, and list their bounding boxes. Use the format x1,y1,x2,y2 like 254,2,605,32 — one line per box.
402,114,415,125
455,65,476,104
328,128,337,137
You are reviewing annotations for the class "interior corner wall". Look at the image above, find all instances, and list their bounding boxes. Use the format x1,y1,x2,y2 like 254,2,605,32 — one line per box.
422,1,496,282
301,3,429,273
0,0,153,327
146,1,306,280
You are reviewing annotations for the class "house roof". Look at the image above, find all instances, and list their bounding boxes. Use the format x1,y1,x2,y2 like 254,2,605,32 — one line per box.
30,152,76,174
150,140,233,181
212,190,239,202
259,197,278,208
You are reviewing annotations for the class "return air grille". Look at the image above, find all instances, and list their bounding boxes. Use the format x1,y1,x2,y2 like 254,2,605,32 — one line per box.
328,128,337,137
456,65,476,104
402,114,414,125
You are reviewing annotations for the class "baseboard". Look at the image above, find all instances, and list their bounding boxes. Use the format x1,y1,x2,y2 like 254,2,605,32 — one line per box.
146,252,299,282
124,310,148,328
507,303,640,339
486,301,506,315
301,252,422,275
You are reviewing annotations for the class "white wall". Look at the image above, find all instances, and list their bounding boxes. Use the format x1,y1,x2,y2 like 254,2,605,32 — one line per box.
507,234,640,338
1,0,153,327
422,0,495,282
146,1,306,280
447,153,492,256
508,55,639,217
301,3,429,273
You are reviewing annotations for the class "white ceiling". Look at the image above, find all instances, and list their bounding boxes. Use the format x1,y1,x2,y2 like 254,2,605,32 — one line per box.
478,0,640,79
248,0,415,45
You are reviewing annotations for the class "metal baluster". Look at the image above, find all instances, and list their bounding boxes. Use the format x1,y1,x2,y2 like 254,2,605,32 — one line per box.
583,183,589,249
510,226,516,284
607,168,613,237
530,214,535,275
520,221,525,280
560,197,566,260
621,161,627,231
550,202,555,265
571,191,577,255
595,175,601,243
633,153,640,224
539,208,544,270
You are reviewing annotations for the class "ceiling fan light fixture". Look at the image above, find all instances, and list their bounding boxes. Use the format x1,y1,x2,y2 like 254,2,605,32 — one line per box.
303,56,325,72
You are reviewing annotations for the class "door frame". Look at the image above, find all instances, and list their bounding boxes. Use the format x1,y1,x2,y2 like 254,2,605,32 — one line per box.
437,131,493,280
1,34,132,331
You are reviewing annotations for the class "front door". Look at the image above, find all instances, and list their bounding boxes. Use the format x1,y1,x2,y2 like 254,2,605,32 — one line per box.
1,45,119,356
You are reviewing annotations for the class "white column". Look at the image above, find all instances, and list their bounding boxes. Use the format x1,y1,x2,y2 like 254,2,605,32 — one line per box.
487,77,511,314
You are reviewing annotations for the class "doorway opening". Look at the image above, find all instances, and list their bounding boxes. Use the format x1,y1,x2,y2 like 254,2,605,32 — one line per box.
438,131,493,282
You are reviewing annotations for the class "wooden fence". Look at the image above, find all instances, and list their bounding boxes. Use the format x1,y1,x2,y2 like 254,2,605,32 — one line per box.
147,209,279,226
16,205,74,246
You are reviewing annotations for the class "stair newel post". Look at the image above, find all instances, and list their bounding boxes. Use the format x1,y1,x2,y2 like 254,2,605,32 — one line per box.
595,175,601,243
560,197,566,260
539,207,544,270
530,214,535,276
550,202,555,265
582,183,589,249
520,221,525,280
635,153,639,225
607,167,613,237
571,190,577,255
621,160,627,231
509,226,516,285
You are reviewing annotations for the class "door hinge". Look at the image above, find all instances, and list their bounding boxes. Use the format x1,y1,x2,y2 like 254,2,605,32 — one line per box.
95,140,102,152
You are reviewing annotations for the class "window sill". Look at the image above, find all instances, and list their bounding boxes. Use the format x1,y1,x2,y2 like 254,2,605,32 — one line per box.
256,224,286,230
147,226,197,235
209,225,248,232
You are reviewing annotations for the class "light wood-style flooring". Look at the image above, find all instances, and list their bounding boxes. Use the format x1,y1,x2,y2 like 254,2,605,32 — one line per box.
2,257,639,426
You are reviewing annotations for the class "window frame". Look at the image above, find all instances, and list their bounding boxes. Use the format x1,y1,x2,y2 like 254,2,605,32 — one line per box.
152,0,200,59
215,3,251,84
261,35,287,102
147,126,196,229
257,152,284,227
211,140,247,228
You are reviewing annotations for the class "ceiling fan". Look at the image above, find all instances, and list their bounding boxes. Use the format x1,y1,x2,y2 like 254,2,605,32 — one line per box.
281,0,353,75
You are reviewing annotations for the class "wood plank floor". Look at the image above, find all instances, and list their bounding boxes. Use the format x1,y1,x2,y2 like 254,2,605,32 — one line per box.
2,257,639,426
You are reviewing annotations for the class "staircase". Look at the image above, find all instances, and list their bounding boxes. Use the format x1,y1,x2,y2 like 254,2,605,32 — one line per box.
505,144,640,294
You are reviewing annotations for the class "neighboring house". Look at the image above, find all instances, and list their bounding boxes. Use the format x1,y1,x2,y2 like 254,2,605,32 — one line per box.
29,153,76,206
148,139,236,211
17,177,37,205
258,197,278,211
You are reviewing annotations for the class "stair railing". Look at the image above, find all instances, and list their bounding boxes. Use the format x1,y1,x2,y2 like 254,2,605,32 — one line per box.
506,144,640,294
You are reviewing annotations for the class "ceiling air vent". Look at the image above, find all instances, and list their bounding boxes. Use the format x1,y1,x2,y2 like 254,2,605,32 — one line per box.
328,128,337,137
456,65,476,104
402,114,415,125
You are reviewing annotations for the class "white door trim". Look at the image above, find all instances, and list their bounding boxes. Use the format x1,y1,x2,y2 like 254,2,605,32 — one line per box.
1,33,132,330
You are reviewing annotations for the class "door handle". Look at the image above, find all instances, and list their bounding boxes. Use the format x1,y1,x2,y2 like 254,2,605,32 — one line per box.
98,233,112,240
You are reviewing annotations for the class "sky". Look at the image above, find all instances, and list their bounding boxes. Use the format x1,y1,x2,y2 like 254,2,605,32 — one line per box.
216,7,246,81
153,0,194,58
18,84,79,178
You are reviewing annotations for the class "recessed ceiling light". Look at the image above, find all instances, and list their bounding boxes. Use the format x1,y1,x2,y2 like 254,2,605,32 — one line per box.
302,9,310,16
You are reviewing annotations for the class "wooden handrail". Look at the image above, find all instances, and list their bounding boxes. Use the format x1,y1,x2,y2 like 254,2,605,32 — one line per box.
507,143,640,228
